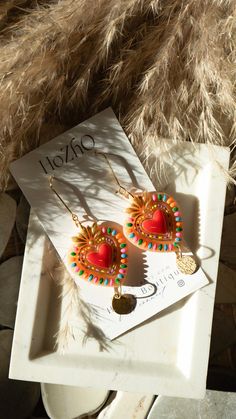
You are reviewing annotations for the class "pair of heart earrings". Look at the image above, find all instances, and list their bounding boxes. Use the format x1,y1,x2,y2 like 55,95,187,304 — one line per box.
49,152,197,314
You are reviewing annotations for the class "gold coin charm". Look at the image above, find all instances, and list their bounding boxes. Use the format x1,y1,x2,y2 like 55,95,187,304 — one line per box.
176,255,197,275
112,294,137,315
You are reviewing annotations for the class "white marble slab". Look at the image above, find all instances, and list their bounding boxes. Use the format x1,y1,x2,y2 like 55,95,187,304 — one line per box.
147,391,236,419
9,140,229,398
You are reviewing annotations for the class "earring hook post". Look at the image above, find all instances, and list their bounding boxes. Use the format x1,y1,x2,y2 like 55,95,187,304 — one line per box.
49,176,82,229
94,151,134,199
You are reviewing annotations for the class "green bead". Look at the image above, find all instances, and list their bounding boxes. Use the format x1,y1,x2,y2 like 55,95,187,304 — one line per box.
158,244,163,250
158,194,162,200
70,252,76,256
172,207,178,212
99,278,104,284
115,278,120,284
120,243,126,248
138,239,143,245
174,242,178,247
127,222,133,227
79,270,84,275
176,227,182,231
120,264,127,268
107,227,111,234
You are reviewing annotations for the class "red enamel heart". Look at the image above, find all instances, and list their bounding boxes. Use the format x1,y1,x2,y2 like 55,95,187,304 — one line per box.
87,243,112,268
142,209,167,234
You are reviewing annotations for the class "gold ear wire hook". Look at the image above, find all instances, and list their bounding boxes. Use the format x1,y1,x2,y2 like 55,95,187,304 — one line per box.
94,151,134,199
49,175,82,229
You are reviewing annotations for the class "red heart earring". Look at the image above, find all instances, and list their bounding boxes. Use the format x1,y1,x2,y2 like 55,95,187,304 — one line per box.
49,176,136,314
97,153,197,276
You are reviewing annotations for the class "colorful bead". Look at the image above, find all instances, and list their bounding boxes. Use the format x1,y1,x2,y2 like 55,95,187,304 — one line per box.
121,259,126,263
119,269,126,274
102,227,106,234
75,266,79,272
118,274,124,279
174,211,181,217
104,279,109,285
153,244,157,251
122,254,128,258
164,244,168,251
170,202,176,208
120,243,126,248
88,274,93,281
110,279,114,286
129,233,135,238
158,244,163,250
148,243,153,249
152,194,157,201
120,264,127,268
175,237,181,241
172,207,178,212
70,252,76,256
138,239,143,245
176,232,182,237
163,194,167,202
134,236,139,243
71,262,76,267
158,194,162,200
116,233,122,239
94,277,98,283
121,248,126,253
127,217,134,222
112,229,117,236
175,217,182,222
167,197,173,204
99,278,104,284
176,227,183,231
79,270,84,275
115,278,120,284
169,244,173,251
127,223,133,227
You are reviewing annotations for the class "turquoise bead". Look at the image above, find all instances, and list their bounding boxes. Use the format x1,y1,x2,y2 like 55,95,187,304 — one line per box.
71,262,76,267
122,254,128,258
148,243,153,249
175,237,181,241
112,229,117,236
175,217,182,221
104,279,109,285
118,273,124,279
164,244,168,251
88,274,93,281
163,194,167,202
129,233,135,238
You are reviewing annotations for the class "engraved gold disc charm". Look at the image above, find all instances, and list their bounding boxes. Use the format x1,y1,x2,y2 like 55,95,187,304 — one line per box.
176,255,197,275
112,294,137,315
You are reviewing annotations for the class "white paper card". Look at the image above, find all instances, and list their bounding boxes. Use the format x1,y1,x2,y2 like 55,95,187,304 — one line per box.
10,108,209,339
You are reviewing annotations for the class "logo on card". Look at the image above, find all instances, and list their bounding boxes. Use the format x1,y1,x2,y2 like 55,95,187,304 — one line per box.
38,134,95,174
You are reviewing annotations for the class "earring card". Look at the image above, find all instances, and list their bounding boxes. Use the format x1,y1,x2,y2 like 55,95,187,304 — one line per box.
9,109,229,397
9,108,212,339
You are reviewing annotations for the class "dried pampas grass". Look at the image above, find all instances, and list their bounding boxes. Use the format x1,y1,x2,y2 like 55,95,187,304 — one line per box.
0,0,235,188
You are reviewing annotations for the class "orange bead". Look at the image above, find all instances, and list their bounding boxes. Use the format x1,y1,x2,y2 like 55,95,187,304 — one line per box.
116,233,122,239
170,202,176,208
167,197,173,204
176,222,182,227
